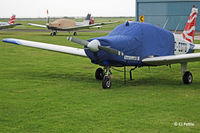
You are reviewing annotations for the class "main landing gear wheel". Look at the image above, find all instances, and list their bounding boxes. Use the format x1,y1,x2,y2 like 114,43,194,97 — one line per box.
102,76,111,89
183,71,193,84
95,68,104,80
50,32,56,36
73,32,77,36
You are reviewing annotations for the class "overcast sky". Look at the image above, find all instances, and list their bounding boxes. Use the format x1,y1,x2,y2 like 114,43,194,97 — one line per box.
1,0,135,18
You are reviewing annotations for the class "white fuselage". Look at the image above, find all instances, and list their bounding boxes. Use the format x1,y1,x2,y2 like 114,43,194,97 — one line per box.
0,22,10,26
75,20,90,26
173,33,193,55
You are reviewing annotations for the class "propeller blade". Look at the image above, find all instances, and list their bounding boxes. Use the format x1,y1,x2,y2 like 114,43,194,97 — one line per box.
98,45,124,56
67,37,89,46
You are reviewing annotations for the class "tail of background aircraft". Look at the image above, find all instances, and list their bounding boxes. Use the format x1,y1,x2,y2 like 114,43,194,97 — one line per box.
182,5,198,43
85,14,91,20
47,9,50,24
83,13,94,25
8,15,16,24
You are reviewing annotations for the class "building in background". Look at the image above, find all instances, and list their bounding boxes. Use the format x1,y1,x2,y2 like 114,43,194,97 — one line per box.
136,0,200,31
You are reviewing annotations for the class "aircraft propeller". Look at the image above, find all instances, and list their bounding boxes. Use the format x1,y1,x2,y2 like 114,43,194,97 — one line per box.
67,37,124,56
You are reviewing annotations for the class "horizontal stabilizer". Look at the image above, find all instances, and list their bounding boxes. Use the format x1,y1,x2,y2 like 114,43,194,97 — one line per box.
193,44,200,50
0,23,22,30
2,38,87,57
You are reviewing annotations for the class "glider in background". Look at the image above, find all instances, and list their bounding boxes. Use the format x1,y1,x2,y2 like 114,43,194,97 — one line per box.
0,15,21,30
3,6,200,89
28,12,118,36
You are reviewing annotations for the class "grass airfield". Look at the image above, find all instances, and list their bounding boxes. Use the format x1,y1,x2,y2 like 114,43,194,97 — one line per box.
0,19,200,132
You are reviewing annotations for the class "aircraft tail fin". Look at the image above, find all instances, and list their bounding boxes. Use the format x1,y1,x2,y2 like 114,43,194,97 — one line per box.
89,18,94,25
8,15,16,24
182,5,198,43
85,14,91,20
83,13,93,25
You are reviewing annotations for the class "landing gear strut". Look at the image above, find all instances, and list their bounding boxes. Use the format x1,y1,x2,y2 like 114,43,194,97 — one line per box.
129,66,137,80
100,66,111,89
181,63,193,84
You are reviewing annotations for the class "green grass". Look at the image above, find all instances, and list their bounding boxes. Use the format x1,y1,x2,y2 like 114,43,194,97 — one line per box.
0,25,200,132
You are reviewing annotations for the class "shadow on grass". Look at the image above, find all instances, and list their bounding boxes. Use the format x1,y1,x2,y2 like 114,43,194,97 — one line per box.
40,33,103,37
20,70,200,90
0,32,20,36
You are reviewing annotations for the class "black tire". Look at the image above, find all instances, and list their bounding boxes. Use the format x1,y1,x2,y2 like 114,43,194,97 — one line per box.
102,76,111,89
183,71,193,84
95,68,104,80
73,32,77,36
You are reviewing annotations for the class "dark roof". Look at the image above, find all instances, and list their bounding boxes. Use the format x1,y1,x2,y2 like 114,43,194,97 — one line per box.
136,0,200,2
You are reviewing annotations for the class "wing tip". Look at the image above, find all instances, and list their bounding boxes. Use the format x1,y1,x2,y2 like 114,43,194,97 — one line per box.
2,38,21,45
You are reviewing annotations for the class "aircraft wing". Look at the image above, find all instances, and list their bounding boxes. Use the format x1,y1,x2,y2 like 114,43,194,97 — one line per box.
51,21,119,31
93,21,119,26
0,23,21,30
2,38,87,57
28,23,47,28
142,53,200,66
57,25,102,31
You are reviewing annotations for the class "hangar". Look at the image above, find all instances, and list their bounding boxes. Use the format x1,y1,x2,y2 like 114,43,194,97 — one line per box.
136,0,200,31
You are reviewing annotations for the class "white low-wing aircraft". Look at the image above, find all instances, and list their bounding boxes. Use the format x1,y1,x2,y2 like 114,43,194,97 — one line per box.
0,15,21,30
28,12,118,36
3,6,200,89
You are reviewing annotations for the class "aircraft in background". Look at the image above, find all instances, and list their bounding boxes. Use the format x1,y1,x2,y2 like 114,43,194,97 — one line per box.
28,12,118,36
3,6,200,89
0,15,21,30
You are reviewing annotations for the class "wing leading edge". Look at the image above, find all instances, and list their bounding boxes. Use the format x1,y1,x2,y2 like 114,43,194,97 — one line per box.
142,53,200,66
28,23,47,28
2,38,87,57
0,23,21,30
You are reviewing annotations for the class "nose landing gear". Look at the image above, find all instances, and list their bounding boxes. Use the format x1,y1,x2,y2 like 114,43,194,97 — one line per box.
95,66,111,89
